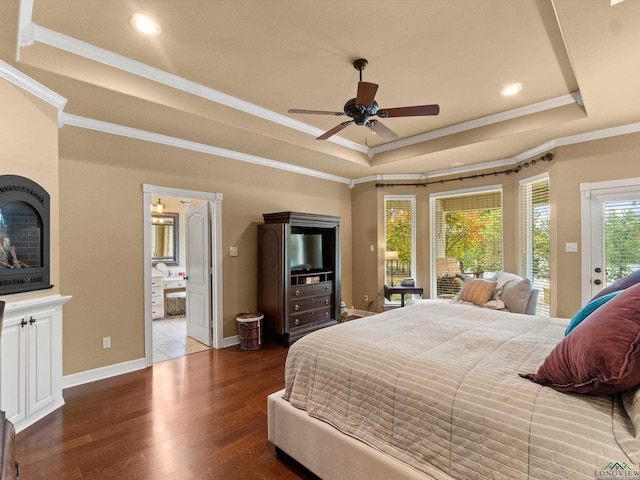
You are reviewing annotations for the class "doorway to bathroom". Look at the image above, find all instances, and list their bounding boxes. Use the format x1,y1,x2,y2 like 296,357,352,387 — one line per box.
143,185,223,367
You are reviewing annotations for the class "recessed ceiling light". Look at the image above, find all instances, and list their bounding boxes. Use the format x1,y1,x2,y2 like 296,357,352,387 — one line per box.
130,14,161,35
501,83,522,96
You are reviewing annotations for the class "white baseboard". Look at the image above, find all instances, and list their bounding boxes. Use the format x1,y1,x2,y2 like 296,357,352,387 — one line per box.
62,336,241,390
62,358,147,389
222,334,240,348
348,308,376,317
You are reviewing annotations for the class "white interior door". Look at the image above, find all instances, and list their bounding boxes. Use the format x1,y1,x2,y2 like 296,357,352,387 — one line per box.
582,179,640,302
186,201,211,346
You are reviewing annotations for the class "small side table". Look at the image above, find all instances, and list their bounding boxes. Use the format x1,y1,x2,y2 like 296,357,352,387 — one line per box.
384,284,424,307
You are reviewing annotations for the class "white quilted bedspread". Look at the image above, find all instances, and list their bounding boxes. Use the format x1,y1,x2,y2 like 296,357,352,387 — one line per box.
284,301,639,480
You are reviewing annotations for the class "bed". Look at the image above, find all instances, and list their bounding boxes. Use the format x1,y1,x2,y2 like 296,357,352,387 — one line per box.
267,299,640,479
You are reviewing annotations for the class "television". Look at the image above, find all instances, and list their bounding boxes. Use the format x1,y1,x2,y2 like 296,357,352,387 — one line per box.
290,233,324,272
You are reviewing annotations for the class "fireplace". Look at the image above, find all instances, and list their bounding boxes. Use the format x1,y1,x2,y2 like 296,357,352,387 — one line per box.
0,175,52,294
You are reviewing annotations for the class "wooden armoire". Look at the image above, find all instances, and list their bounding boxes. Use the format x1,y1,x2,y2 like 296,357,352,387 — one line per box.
258,212,341,345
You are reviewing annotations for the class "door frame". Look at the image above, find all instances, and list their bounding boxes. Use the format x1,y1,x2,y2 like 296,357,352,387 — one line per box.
143,184,223,367
580,176,640,305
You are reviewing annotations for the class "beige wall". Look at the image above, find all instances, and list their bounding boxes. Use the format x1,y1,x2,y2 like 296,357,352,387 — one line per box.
550,133,640,317
5,73,640,378
352,133,640,318
58,128,352,375
0,78,60,301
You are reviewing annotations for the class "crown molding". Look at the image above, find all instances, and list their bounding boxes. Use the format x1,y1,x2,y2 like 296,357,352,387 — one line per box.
350,121,640,186
62,114,351,185
0,58,67,126
21,19,585,161
28,24,367,154
367,92,582,157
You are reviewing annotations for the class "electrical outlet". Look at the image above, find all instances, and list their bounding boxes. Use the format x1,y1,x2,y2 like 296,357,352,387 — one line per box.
364,294,368,303
102,337,111,349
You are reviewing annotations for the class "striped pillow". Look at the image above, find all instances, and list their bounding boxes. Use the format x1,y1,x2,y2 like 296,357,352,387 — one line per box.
458,278,498,307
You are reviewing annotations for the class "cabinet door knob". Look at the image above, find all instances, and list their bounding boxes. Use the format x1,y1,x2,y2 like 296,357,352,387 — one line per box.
29,316,36,325
20,319,27,328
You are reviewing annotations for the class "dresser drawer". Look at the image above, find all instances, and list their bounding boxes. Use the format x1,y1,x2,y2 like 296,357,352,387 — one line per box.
152,306,163,318
291,295,332,313
151,286,162,297
151,296,163,307
151,277,163,288
291,281,332,299
290,306,332,328
164,279,186,289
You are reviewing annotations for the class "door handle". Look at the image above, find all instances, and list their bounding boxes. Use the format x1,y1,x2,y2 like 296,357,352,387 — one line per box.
594,279,602,285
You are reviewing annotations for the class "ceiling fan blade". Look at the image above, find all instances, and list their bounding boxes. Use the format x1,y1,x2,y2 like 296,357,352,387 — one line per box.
288,109,344,116
366,120,399,141
378,104,440,117
356,81,378,108
317,121,352,140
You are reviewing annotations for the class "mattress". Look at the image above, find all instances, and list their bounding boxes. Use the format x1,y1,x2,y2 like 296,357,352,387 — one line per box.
284,301,639,479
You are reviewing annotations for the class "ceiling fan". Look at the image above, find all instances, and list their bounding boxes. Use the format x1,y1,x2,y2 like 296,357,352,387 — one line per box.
288,58,440,141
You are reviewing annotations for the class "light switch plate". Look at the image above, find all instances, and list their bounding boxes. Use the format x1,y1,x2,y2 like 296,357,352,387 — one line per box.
565,242,578,253
230,246,238,257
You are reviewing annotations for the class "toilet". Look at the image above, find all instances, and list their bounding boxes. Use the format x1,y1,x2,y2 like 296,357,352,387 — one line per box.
166,291,186,316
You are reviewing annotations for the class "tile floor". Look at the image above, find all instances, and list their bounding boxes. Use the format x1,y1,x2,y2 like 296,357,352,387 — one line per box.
152,315,210,363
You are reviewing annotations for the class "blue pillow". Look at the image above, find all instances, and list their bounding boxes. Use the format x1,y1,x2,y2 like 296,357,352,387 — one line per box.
565,290,623,335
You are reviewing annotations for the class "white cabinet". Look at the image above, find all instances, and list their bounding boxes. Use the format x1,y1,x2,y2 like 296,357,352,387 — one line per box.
1,295,70,433
163,278,186,291
151,274,164,319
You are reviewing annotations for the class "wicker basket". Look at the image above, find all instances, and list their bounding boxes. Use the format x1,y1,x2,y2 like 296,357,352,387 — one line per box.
236,312,264,350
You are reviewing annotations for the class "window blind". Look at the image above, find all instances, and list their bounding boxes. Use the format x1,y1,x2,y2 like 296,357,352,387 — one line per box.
384,196,415,293
520,176,550,316
433,188,503,298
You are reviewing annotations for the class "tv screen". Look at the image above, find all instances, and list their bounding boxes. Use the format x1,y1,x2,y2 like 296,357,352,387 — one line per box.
290,233,323,271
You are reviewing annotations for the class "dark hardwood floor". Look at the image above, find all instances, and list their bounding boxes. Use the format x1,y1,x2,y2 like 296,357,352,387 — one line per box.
15,341,320,479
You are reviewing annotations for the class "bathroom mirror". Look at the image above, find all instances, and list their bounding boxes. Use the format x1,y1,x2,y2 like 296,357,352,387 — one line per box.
152,212,179,266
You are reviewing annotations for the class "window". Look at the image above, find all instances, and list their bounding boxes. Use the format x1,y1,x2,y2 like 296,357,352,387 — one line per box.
430,186,503,298
520,174,550,316
384,196,415,298
581,177,640,302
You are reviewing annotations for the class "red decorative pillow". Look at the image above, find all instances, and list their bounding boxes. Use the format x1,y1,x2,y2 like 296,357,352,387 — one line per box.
521,282,640,395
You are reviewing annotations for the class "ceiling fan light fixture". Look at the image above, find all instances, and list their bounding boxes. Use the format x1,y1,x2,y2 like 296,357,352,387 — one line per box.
289,58,439,141
130,14,161,35
501,83,522,96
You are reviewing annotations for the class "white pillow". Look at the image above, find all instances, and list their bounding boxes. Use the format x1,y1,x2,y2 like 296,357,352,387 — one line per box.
488,272,532,314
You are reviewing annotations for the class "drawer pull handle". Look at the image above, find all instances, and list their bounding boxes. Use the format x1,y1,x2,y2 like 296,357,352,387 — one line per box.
29,316,36,325
325,311,329,317
325,299,329,305
20,319,27,328
294,318,300,325
294,304,299,311
295,290,300,296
